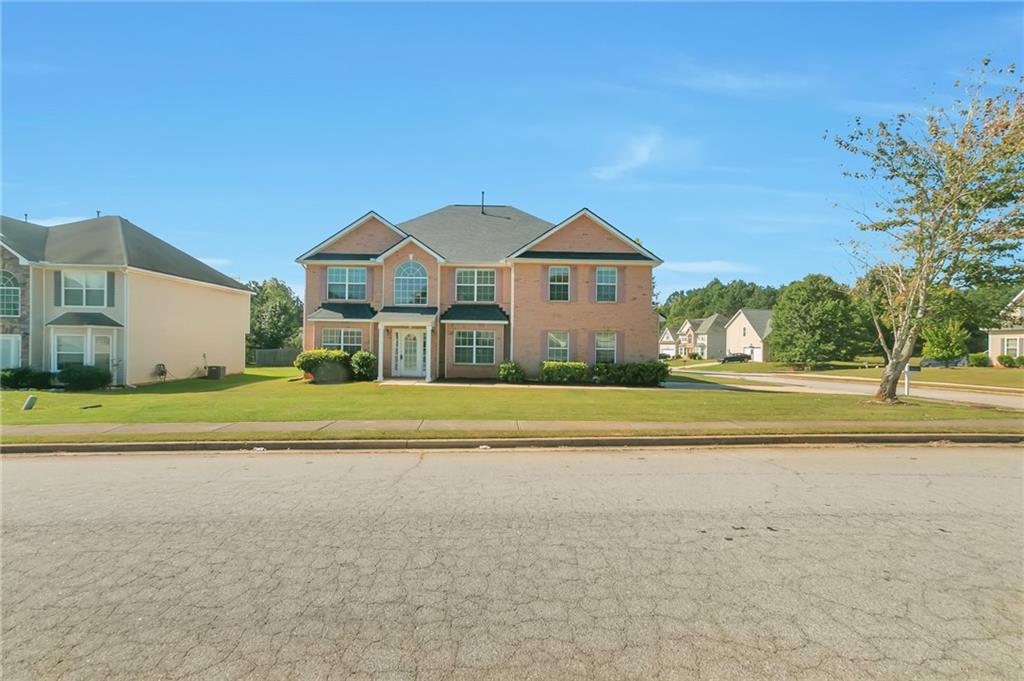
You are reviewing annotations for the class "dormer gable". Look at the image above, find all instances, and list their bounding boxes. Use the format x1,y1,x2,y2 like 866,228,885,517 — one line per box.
509,208,661,263
296,211,406,263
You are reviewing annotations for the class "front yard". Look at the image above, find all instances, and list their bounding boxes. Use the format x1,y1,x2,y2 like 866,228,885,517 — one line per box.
1,368,1018,431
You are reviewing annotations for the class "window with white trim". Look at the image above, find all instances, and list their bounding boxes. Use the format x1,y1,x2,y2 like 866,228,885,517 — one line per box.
595,332,616,364
1004,337,1020,357
0,335,20,369
456,269,496,302
595,267,617,302
327,267,367,300
548,266,569,302
322,328,362,354
394,261,428,305
55,334,86,369
547,331,569,362
93,335,113,371
454,330,495,364
62,271,106,307
0,271,19,317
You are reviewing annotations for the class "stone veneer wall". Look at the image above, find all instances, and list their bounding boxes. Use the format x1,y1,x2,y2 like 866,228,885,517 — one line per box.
0,245,30,366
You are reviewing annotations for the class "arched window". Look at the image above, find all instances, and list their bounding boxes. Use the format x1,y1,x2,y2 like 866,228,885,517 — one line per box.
393,261,428,305
0,271,19,317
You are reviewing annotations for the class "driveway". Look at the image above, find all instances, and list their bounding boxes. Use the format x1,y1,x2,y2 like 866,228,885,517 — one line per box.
685,370,1024,409
3,446,1022,680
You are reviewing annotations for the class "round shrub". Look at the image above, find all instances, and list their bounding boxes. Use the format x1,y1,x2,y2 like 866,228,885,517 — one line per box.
57,365,112,391
996,354,1018,368
294,349,351,373
350,351,377,381
539,361,589,384
498,361,525,384
968,351,990,367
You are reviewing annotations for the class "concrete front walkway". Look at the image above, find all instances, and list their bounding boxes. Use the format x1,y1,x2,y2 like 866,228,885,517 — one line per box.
3,417,1022,438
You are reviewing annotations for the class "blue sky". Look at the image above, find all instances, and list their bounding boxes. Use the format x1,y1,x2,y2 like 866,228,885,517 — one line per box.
3,2,1020,300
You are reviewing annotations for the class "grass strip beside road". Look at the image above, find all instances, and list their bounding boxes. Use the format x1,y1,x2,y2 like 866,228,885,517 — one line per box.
679,362,1024,390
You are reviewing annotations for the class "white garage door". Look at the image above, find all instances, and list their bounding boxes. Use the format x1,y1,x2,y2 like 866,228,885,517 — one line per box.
745,345,763,362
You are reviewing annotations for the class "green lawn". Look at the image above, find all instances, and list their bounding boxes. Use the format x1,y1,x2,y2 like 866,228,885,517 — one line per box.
680,360,1024,390
1,367,1017,427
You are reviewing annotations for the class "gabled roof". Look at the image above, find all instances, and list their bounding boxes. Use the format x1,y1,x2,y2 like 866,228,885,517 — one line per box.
517,250,654,262
677,318,702,335
728,308,774,338
696,313,727,335
398,205,552,263
659,327,677,342
0,215,250,292
378,234,447,262
295,211,404,262
508,208,662,263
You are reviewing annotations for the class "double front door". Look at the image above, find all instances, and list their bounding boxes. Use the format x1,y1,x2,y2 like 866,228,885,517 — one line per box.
392,329,425,377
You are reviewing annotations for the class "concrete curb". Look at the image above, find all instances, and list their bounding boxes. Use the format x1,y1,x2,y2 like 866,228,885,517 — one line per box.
2,432,1022,455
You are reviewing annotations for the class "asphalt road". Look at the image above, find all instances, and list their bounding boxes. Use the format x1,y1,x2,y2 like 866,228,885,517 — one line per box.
688,370,1024,409
3,446,1022,680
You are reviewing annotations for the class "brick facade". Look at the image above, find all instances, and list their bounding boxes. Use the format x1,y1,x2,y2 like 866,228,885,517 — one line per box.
1,245,30,366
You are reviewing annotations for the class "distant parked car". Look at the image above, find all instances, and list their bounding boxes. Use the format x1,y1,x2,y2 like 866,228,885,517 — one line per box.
720,353,751,364
658,353,671,360
920,357,968,368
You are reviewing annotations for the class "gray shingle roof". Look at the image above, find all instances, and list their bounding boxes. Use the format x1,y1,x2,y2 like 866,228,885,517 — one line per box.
398,205,552,263
517,250,653,261
440,304,510,323
696,313,727,334
736,308,773,338
47,311,123,327
0,215,249,292
308,303,377,321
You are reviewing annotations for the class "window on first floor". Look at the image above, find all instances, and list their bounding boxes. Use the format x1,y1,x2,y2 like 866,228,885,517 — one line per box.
55,334,86,370
547,331,569,362
456,269,496,302
1004,337,1020,357
595,331,617,364
326,267,367,300
454,330,495,364
62,271,107,307
0,271,20,317
595,267,617,302
93,335,113,370
322,328,363,354
0,334,20,369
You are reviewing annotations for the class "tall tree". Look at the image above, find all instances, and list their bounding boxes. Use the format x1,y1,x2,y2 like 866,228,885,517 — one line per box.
247,278,303,349
770,274,862,366
838,61,1023,401
660,278,780,328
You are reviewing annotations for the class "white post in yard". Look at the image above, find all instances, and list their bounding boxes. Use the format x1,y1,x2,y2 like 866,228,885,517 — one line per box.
377,324,385,381
903,363,910,397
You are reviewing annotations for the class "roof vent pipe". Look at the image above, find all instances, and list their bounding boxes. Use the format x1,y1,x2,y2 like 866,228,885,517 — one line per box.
480,191,485,214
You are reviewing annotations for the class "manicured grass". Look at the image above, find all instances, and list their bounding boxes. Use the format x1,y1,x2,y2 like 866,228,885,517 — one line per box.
1,367,1016,426
680,360,1024,390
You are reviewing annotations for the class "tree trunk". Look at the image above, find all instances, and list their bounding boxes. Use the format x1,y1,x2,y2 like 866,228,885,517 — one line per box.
874,334,917,402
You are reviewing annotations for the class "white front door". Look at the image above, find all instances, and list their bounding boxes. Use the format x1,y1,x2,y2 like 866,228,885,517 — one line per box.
746,346,763,362
392,330,425,377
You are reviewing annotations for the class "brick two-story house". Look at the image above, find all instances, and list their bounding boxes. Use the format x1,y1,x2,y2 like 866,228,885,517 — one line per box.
296,205,661,380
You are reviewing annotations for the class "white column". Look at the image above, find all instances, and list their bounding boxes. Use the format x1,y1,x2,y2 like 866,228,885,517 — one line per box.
425,324,433,382
377,324,385,381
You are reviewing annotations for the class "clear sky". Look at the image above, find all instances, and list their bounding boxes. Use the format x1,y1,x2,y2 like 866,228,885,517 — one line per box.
3,2,1020,300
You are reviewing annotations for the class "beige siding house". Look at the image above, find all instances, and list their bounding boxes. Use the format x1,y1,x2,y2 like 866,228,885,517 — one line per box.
986,288,1024,366
658,327,677,357
0,215,251,384
725,308,774,362
297,205,661,380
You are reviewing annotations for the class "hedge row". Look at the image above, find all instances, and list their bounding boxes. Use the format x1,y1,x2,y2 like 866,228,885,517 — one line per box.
497,360,670,386
996,354,1023,368
1,365,112,391
294,349,377,381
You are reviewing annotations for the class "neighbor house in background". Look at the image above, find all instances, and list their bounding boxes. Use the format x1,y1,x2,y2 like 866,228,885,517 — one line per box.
725,308,774,362
672,315,727,360
296,205,661,380
0,215,251,384
658,326,677,357
985,287,1024,366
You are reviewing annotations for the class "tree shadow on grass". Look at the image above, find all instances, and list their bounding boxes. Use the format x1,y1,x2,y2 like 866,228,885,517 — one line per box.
129,370,295,395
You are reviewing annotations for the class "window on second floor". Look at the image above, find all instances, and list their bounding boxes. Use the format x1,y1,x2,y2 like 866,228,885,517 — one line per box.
595,267,617,302
327,267,367,300
548,266,569,302
456,269,496,302
0,271,19,317
394,261,428,305
62,271,106,307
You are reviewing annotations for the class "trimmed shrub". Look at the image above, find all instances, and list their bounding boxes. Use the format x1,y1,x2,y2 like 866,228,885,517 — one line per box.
688,352,702,360
1,367,33,389
294,349,352,383
968,351,991,367
498,361,525,384
996,354,1018,368
350,351,377,381
539,361,589,384
24,371,54,389
57,365,112,391
592,361,670,386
